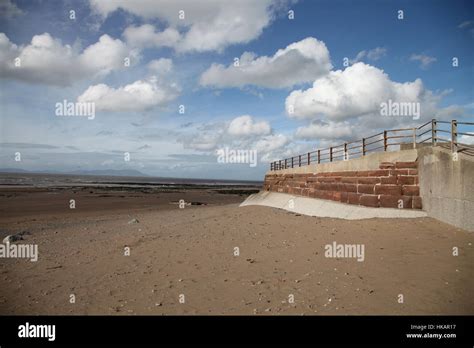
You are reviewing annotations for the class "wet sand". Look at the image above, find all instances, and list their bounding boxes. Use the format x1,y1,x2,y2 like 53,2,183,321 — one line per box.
0,187,473,315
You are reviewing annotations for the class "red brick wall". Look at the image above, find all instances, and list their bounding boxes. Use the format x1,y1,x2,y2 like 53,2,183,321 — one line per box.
263,161,422,209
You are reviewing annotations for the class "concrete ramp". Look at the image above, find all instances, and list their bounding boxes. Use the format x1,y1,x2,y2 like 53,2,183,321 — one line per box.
240,191,427,220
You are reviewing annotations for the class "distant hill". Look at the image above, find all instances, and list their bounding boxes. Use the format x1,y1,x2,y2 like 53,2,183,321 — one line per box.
0,168,148,177
69,169,148,177
0,168,31,173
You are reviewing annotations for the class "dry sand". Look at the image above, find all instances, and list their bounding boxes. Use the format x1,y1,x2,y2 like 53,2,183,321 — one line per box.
0,188,473,315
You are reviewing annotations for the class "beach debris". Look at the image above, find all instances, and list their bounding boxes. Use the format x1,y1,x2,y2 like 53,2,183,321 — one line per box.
128,218,139,224
246,258,256,264
2,231,30,244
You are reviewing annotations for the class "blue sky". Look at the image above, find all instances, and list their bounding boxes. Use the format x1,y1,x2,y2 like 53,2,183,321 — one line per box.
0,0,473,180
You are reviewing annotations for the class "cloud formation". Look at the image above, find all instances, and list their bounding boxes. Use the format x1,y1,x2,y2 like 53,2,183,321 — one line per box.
77,76,180,112
227,115,271,136
200,37,332,88
349,47,387,64
0,33,135,86
410,54,437,69
91,0,284,52
285,62,425,121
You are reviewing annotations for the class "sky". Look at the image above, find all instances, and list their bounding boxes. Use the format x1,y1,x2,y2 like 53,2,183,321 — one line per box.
0,0,473,180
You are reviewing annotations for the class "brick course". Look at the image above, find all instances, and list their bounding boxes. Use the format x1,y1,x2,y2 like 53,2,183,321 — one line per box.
264,160,422,210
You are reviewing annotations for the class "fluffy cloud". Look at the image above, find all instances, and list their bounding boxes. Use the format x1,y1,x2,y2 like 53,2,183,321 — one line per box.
227,115,271,136
255,134,289,153
285,62,425,121
123,25,180,48
147,58,173,75
178,116,288,161
90,0,285,52
0,33,134,86
410,54,437,69
200,37,332,88
77,76,180,112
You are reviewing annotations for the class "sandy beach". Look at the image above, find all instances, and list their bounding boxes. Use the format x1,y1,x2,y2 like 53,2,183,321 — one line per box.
0,184,473,315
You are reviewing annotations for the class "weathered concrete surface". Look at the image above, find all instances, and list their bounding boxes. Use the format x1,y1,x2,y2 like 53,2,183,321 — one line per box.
418,146,474,232
240,191,427,220
270,148,418,175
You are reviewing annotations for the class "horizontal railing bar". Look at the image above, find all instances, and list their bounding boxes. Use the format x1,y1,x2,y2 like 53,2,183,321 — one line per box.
347,144,362,151
269,119,471,170
418,129,431,137
365,132,384,139
419,137,433,143
417,120,432,129
387,135,414,139
365,139,383,146
387,127,415,132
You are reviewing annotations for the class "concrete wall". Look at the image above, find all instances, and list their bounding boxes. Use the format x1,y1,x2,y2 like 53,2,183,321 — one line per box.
271,149,418,174
417,146,474,232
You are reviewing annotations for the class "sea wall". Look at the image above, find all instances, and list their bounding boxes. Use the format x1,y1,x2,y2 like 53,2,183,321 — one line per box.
264,158,421,209
417,146,474,231
264,146,474,231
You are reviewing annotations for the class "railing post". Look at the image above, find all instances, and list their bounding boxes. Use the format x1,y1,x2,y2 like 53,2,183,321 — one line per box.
291,157,294,168
270,162,273,171
284,159,287,169
307,152,310,165
298,155,301,167
329,147,333,162
383,130,388,151
279,160,281,170
451,119,458,153
317,149,320,164
344,143,348,160
412,128,416,149
432,119,437,145
362,138,366,156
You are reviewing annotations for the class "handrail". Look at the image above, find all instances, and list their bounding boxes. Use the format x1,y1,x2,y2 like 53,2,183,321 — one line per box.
270,119,474,170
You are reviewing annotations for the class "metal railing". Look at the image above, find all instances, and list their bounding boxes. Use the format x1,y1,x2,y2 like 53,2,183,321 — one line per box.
270,119,474,171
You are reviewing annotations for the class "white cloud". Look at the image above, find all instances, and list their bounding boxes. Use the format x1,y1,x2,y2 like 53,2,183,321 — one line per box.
295,121,352,140
147,58,173,75
349,47,387,64
0,32,135,86
200,37,332,88
255,134,289,153
285,62,425,121
227,115,271,136
77,76,180,112
410,54,437,69
90,0,286,52
123,24,180,48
